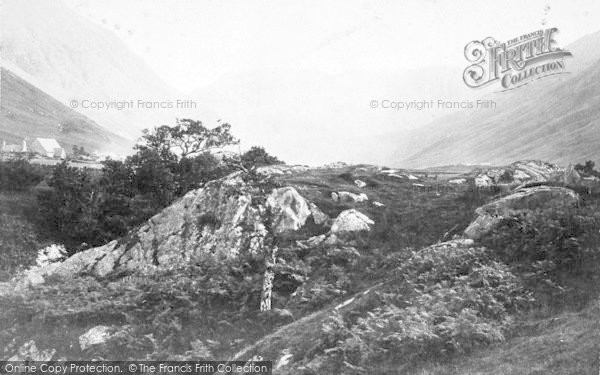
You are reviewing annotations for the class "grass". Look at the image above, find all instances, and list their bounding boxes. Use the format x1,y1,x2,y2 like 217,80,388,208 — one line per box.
279,166,495,251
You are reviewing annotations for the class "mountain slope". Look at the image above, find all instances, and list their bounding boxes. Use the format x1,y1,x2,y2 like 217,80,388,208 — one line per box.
0,68,131,154
0,0,209,140
394,31,600,168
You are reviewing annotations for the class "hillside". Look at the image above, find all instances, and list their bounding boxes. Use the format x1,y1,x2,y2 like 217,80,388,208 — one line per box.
393,30,600,168
0,68,131,155
0,0,212,140
1,162,599,374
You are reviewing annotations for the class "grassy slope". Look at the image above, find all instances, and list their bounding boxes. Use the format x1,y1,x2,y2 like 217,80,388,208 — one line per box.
0,68,132,154
1,165,599,373
419,302,600,375
234,296,600,374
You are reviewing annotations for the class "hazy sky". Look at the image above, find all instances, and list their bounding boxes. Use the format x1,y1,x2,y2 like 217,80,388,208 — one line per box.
63,0,600,93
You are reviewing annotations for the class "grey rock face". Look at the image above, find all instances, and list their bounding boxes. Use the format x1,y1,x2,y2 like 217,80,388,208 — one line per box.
10,173,327,289
464,186,580,240
267,187,312,233
475,160,565,188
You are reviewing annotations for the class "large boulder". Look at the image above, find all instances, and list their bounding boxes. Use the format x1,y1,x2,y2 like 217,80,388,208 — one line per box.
267,187,312,233
10,174,320,288
331,209,374,234
464,186,580,240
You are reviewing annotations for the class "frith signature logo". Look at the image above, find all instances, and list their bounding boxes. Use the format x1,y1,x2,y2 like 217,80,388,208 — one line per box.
463,27,572,90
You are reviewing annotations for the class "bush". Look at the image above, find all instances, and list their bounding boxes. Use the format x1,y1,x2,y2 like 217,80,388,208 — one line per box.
240,146,283,170
36,162,104,250
0,159,44,191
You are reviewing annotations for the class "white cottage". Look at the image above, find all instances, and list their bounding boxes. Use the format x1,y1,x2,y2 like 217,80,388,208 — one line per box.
27,138,66,159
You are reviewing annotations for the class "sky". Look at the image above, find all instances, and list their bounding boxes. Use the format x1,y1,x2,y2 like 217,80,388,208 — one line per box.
62,0,600,94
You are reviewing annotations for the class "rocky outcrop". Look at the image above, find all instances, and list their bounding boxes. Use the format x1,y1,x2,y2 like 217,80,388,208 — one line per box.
464,186,580,240
9,173,327,289
474,160,564,188
331,209,374,234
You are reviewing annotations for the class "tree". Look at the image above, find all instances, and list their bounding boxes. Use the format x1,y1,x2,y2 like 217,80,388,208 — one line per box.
240,146,283,170
37,161,103,250
575,160,599,177
136,119,239,160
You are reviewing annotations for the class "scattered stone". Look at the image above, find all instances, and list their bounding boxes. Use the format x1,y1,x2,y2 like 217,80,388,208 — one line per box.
407,174,419,180
354,179,367,188
275,349,294,370
79,326,114,351
373,201,385,207
337,191,369,202
331,209,374,233
308,203,329,225
475,175,494,187
322,161,348,169
331,192,339,202
9,340,55,361
448,178,466,184
255,165,310,176
255,165,286,176
297,234,327,249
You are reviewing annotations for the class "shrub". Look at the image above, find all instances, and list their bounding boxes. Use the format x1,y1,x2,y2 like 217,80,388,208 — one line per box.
240,146,283,170
0,159,44,191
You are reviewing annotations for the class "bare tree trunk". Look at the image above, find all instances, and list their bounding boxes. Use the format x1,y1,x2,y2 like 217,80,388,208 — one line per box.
260,246,278,311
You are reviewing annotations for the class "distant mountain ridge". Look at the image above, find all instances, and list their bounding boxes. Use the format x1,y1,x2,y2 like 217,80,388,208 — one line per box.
0,68,130,155
393,30,600,168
